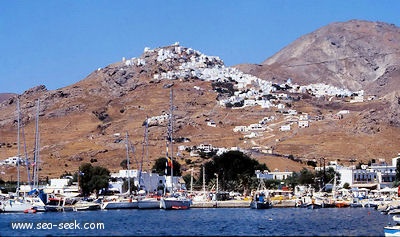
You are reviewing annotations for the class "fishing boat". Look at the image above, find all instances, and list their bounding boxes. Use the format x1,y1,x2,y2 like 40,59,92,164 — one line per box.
160,89,191,210
250,179,272,209
384,215,400,236
384,226,400,237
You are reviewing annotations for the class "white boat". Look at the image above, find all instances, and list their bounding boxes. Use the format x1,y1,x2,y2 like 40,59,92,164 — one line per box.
384,226,400,237
2,198,34,212
73,200,101,211
101,132,139,210
160,194,191,210
385,215,400,236
1,100,46,213
137,197,161,209
1,195,46,213
160,89,191,210
101,197,138,209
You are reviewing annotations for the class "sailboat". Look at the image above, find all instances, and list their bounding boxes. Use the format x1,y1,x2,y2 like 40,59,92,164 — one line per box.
101,132,138,209
137,117,161,209
160,89,191,210
2,99,46,212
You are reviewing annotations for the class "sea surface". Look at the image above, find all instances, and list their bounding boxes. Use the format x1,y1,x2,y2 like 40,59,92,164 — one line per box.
0,207,394,236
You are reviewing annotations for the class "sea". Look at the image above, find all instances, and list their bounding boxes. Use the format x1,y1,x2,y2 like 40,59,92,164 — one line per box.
0,207,394,236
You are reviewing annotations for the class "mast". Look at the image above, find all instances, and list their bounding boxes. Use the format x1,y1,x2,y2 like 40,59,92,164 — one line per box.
203,166,206,200
22,121,31,187
125,131,131,194
16,98,21,195
164,88,175,194
168,88,174,192
140,117,149,190
190,168,193,194
33,99,40,188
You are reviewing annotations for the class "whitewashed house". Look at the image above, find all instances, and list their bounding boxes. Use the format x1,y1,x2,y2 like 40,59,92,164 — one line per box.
298,120,309,128
207,121,216,127
244,132,257,138
280,124,291,131
233,126,247,132
199,144,213,153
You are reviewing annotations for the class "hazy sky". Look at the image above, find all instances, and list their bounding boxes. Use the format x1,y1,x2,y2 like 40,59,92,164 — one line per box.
1,0,399,94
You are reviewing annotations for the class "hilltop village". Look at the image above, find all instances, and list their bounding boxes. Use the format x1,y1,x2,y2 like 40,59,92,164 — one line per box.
1,41,400,213
126,43,373,160
0,43,384,180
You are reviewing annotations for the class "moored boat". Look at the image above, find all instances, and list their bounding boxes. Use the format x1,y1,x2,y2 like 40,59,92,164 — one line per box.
160,195,191,210
384,226,400,237
101,197,138,210
384,215,400,236
138,196,161,209
73,200,101,211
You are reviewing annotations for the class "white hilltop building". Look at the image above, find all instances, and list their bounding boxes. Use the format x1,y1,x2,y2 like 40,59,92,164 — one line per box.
122,43,358,112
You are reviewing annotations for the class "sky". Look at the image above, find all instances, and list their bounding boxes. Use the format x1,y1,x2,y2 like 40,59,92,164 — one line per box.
1,0,399,94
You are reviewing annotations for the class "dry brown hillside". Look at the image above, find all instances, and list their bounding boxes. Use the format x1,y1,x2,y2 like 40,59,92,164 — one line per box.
1,20,400,183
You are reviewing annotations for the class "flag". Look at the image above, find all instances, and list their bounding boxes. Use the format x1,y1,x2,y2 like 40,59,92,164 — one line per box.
167,158,172,168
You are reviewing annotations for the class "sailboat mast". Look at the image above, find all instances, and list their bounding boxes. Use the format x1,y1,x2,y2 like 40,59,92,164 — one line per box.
169,88,174,191
16,98,21,195
190,168,193,194
125,131,131,194
203,166,206,200
22,117,31,187
33,99,40,188
140,117,149,189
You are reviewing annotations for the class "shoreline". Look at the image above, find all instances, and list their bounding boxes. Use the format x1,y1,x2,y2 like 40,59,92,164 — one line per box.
191,199,296,208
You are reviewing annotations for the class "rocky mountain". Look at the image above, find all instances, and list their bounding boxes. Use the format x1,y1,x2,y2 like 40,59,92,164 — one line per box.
237,20,400,126
0,93,17,103
1,20,400,181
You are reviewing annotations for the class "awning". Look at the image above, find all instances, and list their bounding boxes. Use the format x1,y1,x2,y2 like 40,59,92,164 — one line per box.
351,183,378,189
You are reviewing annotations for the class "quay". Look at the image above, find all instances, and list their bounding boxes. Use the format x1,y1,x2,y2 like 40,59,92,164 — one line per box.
190,199,296,208
191,200,250,208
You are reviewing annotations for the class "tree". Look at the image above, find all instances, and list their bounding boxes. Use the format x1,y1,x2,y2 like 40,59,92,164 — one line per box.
122,178,137,193
203,150,268,193
297,168,316,188
120,159,131,169
152,157,181,176
396,158,400,182
78,163,110,197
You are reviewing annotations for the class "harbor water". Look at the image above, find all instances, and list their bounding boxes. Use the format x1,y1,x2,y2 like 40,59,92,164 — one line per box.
0,208,393,236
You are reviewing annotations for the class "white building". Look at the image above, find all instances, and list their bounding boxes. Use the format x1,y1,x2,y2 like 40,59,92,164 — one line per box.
233,126,247,132
207,121,216,127
335,153,400,189
248,123,265,131
255,170,293,180
298,120,309,128
280,124,291,131
1,156,23,166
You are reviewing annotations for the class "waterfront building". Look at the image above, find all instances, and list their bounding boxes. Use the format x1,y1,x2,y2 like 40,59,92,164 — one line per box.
320,153,400,190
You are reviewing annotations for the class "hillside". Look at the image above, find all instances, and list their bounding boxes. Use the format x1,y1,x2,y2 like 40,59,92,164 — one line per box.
236,20,400,126
1,20,400,182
